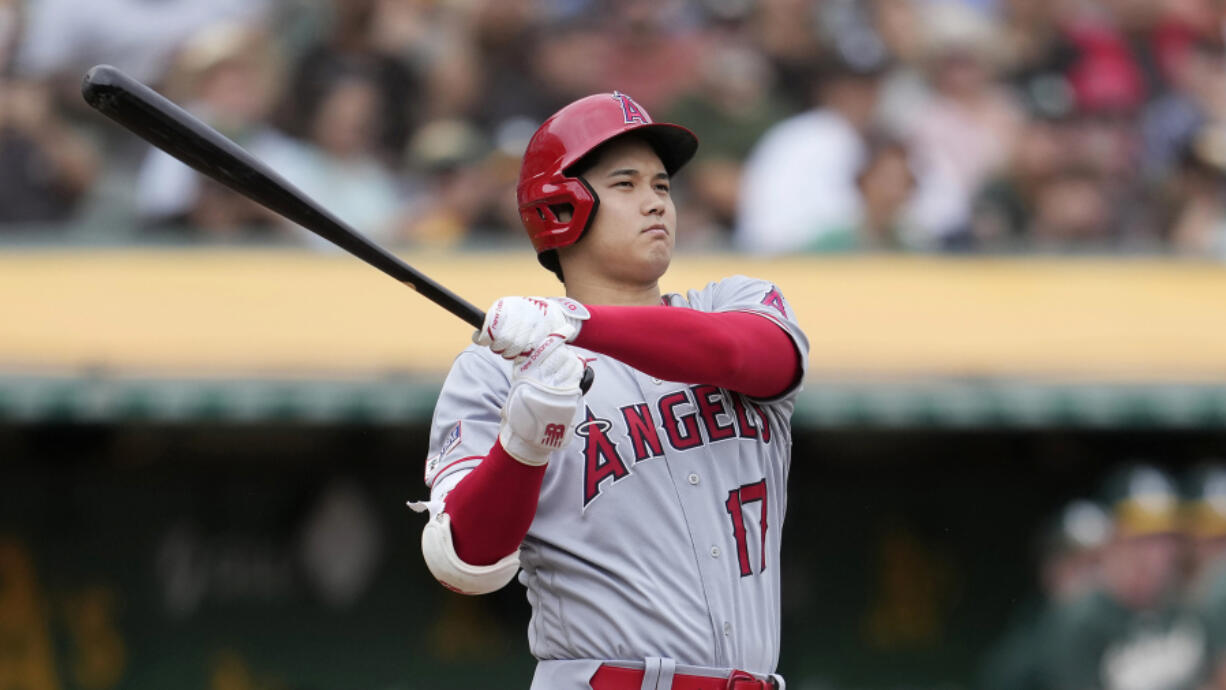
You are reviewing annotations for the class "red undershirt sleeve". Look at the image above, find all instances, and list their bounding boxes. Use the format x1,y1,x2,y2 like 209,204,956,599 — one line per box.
572,305,801,399
443,438,545,566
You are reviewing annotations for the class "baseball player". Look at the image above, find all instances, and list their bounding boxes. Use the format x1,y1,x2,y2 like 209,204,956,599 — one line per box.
409,91,809,690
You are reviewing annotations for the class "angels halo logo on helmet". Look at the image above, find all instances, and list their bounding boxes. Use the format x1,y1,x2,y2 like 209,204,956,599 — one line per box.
517,91,699,274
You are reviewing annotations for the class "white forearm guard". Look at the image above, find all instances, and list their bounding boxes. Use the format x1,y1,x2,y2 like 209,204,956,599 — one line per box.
420,511,520,595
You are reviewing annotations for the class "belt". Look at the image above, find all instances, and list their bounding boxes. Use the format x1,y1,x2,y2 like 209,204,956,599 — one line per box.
589,664,776,690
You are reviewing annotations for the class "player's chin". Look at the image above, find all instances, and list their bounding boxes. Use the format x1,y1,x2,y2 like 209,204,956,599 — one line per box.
639,245,673,276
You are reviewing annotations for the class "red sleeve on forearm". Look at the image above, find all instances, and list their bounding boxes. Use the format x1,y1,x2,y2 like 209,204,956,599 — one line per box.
443,438,545,566
572,305,801,399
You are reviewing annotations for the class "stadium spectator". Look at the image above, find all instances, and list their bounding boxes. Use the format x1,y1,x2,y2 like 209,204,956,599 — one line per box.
854,135,918,250
979,499,1112,690
1141,39,1226,184
260,68,406,249
0,77,99,227
14,0,269,88
593,0,707,113
0,0,17,75
748,0,826,113
465,0,556,128
133,23,288,239
396,118,496,248
899,1,1025,247
971,111,1073,250
1163,125,1226,257
1035,464,1205,690
663,44,790,247
1183,462,1226,689
276,0,425,168
734,48,890,254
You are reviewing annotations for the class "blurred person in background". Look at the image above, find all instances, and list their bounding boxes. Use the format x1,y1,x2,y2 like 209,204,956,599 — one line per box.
13,0,269,131
1036,463,1206,690
527,15,612,118
0,0,17,75
871,0,932,136
997,0,1079,101
0,76,100,228
1142,38,1226,186
1181,462,1226,689
854,134,919,250
276,0,425,168
970,103,1075,250
396,118,498,248
1062,0,1204,111
260,67,406,249
466,0,557,128
1051,5,1165,252
1161,125,1226,258
748,0,824,112
662,43,790,247
979,499,1112,690
734,46,891,254
896,1,1025,248
593,0,707,113
1026,164,1118,251
133,23,289,239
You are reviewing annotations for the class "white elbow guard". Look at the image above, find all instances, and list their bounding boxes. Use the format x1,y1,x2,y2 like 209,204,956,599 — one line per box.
420,511,520,595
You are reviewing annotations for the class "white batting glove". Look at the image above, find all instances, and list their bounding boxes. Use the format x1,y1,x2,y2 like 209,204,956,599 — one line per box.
475,296,589,360
498,336,585,466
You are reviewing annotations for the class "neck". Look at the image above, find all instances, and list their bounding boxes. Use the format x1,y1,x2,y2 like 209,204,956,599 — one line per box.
563,275,662,306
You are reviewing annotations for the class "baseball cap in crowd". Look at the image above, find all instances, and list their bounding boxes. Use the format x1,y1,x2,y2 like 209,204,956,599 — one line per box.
1181,461,1226,540
1099,463,1182,538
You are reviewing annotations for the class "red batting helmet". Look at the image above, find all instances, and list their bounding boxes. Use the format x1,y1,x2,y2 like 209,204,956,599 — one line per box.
517,91,698,263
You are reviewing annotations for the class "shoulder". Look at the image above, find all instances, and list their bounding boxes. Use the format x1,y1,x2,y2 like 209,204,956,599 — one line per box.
668,275,794,316
440,344,513,394
450,343,512,373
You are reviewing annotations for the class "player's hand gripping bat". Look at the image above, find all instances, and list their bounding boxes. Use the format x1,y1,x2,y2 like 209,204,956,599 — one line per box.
81,64,592,391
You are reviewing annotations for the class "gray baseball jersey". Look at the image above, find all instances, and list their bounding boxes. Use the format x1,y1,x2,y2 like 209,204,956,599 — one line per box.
420,275,809,684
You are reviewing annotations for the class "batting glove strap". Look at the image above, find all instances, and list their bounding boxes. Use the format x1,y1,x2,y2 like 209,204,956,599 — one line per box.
499,376,581,466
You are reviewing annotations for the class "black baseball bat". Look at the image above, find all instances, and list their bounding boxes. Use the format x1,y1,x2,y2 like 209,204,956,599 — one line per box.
81,64,593,390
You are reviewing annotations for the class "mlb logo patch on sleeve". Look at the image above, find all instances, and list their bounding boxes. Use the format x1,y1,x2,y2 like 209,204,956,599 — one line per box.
424,422,463,479
441,422,463,457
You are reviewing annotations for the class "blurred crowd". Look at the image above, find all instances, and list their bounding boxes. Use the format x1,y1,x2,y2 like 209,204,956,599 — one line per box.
981,461,1226,690
3,0,1226,256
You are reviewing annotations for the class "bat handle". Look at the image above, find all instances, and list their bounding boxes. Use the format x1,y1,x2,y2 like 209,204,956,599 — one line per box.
580,367,595,394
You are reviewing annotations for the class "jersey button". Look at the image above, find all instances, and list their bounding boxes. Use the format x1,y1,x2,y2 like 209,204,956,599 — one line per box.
687,473,700,485
710,546,720,558
651,377,662,385
723,621,732,636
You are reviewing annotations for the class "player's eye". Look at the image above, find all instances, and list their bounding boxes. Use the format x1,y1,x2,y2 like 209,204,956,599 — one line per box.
655,182,670,193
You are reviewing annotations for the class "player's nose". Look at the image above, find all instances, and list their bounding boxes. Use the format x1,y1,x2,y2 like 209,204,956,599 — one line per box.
642,193,665,217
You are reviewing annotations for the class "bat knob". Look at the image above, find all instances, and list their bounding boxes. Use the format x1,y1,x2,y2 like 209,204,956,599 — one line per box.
579,366,595,394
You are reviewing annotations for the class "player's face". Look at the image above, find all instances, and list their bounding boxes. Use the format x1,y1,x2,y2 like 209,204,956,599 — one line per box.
563,137,676,285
